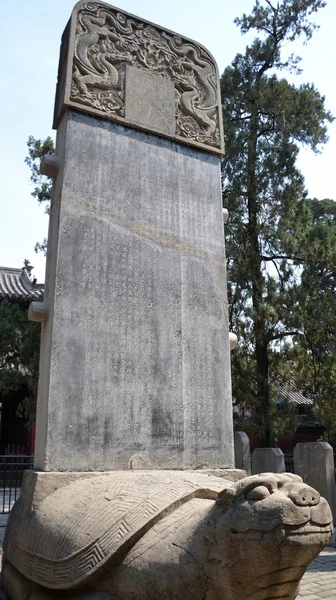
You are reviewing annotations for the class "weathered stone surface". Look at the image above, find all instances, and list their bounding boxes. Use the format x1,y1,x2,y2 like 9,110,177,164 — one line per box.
294,441,336,523
40,155,60,178
3,470,245,589
3,471,332,599
34,110,233,472
30,592,109,600
234,431,251,475
28,301,49,323
252,447,286,475
54,1,224,154
1,562,36,600
125,66,175,137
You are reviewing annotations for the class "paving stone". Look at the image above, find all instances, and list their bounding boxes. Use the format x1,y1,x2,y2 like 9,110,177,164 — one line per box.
299,547,336,600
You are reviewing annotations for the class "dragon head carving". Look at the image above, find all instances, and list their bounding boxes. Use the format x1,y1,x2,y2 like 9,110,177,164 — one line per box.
205,473,332,599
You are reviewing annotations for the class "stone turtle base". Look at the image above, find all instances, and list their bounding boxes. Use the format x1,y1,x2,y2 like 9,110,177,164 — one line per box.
1,470,333,600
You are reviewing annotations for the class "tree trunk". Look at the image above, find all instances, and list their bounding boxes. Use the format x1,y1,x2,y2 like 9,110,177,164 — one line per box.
257,340,271,447
247,108,271,447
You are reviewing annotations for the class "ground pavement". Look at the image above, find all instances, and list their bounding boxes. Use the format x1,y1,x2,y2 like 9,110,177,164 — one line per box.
297,546,336,599
0,515,335,599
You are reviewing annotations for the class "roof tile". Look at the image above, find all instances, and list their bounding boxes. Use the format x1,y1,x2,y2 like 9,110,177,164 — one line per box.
0,266,44,301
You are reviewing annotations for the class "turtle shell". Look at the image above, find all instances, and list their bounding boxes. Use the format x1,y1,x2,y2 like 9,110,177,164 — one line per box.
4,471,229,589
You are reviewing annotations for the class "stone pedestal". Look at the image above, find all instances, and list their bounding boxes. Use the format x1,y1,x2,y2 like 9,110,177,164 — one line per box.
2,470,333,600
294,441,336,523
251,447,285,474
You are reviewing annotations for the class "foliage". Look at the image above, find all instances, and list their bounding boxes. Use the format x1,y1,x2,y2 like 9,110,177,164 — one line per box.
222,0,333,445
279,198,336,442
25,135,55,255
0,138,53,426
0,300,41,426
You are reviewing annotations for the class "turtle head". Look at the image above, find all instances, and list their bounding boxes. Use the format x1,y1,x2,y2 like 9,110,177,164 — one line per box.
204,473,333,599
215,472,332,546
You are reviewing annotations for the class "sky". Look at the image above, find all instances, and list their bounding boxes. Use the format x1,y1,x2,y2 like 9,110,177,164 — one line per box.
0,0,335,282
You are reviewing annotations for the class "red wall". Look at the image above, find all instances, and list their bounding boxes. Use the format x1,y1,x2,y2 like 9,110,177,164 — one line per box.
249,430,324,455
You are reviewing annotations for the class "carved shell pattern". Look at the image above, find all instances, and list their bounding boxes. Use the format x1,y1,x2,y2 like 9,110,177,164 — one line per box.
70,2,222,150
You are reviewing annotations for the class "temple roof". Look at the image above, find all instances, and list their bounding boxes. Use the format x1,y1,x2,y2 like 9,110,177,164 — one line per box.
0,262,44,301
272,373,314,406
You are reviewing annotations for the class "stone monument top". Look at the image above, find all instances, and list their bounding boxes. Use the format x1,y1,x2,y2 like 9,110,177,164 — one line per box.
54,0,224,154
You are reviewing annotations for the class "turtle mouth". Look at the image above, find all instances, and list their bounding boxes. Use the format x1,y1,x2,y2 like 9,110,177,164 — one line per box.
231,522,333,544
285,522,333,535
282,522,333,544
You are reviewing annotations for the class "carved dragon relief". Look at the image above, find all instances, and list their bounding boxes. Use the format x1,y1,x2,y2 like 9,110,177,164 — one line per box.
67,1,222,151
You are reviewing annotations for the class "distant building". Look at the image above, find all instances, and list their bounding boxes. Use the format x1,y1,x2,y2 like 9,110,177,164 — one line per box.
0,262,43,303
234,370,324,456
0,262,44,455
272,373,324,455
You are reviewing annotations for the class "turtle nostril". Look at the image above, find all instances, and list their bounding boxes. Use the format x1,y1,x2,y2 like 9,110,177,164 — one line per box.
290,487,320,507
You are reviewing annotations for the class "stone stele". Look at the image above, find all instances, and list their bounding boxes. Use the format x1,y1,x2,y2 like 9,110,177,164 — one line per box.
252,447,286,475
294,441,336,523
234,431,251,474
32,0,232,473
2,3,333,600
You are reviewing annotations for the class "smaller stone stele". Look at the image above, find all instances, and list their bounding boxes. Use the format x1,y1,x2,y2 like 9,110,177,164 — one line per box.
53,1,224,154
2,471,333,600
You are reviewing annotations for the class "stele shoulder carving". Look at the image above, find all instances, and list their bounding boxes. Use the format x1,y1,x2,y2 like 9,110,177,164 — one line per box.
55,1,224,154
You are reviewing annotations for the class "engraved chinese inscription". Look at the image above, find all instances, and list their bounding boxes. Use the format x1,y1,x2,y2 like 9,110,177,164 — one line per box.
61,1,223,152
125,66,175,137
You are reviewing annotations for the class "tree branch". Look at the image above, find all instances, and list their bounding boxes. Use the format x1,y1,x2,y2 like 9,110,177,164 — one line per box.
268,330,302,342
261,254,305,263
270,257,284,290
265,0,277,14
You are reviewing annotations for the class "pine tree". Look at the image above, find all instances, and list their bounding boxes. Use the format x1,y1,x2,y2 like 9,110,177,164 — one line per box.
222,0,333,445
283,198,336,442
25,135,54,254
0,300,40,426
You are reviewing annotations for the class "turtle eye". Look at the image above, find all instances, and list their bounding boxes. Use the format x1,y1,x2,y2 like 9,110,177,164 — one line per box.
246,485,270,501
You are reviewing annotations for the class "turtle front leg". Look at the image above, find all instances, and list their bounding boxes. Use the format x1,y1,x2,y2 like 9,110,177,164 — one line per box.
1,561,109,600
